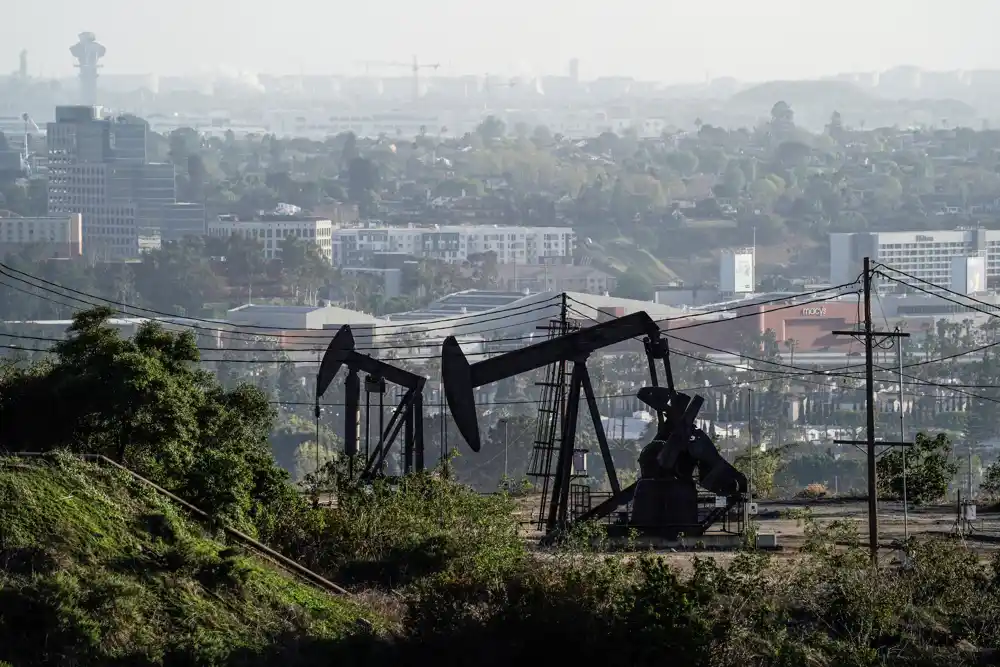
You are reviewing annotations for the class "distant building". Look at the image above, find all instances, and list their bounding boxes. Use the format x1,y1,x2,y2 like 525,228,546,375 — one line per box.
159,202,206,242
0,213,82,258
830,229,1000,289
224,304,383,363
495,263,615,295
342,267,402,299
330,224,575,267
46,106,177,260
207,214,334,262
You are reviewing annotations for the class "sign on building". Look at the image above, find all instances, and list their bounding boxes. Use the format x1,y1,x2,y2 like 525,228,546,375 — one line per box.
951,255,987,295
720,251,754,294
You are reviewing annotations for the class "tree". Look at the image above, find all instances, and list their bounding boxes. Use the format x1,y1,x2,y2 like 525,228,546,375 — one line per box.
770,101,795,128
132,238,225,316
718,162,747,198
734,444,789,498
477,116,506,142
877,432,959,505
775,141,811,168
279,236,331,304
0,307,294,532
532,125,554,148
982,462,1000,501
697,147,729,175
665,151,699,177
613,267,653,300
347,157,380,203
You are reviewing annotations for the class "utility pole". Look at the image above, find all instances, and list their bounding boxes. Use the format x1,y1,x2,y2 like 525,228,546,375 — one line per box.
897,329,908,540
833,257,911,564
747,387,754,500
503,417,509,483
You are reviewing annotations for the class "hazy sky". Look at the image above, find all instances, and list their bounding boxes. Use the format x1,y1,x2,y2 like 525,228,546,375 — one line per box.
5,0,1000,82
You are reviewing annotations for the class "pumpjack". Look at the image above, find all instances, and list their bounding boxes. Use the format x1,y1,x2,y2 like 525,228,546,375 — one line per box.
442,311,748,541
316,325,427,479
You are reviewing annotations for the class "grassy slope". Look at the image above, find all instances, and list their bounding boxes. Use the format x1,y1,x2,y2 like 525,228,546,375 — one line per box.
581,238,679,283
0,455,377,667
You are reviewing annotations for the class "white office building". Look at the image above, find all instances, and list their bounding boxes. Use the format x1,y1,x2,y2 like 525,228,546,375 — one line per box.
830,229,1000,289
208,214,334,262
331,224,575,266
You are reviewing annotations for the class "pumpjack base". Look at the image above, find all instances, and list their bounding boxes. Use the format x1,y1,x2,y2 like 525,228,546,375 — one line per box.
608,534,781,551
599,529,781,552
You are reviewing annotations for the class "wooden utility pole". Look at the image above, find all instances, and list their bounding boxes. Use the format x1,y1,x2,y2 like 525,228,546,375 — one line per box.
833,257,911,564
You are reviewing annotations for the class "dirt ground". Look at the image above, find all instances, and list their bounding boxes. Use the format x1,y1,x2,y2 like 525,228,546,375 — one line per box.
511,494,1000,570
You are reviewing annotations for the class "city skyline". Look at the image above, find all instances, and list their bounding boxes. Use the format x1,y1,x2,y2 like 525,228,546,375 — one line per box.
4,0,1000,82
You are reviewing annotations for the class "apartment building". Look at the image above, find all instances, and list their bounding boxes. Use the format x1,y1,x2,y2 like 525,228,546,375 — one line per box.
331,224,575,266
830,229,1000,289
207,214,334,262
0,213,83,258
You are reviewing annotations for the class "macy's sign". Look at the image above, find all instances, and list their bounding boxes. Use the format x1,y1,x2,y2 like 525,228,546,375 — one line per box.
800,307,827,316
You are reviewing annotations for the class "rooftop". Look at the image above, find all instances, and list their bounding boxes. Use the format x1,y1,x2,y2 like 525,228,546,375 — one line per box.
387,289,531,322
226,304,382,326
215,214,331,224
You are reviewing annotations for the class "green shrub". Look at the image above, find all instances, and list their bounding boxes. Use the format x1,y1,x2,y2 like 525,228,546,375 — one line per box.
278,472,525,588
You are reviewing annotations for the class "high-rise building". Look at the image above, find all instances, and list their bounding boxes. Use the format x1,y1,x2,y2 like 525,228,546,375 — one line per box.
46,106,177,260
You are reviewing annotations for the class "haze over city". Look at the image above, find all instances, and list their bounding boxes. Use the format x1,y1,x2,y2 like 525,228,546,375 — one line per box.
5,0,1000,80
8,3,1000,666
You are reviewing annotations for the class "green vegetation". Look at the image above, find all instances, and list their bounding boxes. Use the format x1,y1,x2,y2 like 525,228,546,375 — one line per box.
579,237,679,292
878,433,961,505
4,308,1000,666
10,450,1000,666
0,453,374,667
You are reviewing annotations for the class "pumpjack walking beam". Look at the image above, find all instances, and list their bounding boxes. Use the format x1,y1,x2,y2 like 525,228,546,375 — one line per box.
316,325,427,479
442,311,671,534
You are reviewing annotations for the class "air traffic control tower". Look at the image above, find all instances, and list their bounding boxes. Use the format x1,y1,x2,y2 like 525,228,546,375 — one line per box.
70,32,106,106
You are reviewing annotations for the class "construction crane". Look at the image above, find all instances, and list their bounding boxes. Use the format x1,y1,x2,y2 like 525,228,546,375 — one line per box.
20,113,40,176
354,55,440,103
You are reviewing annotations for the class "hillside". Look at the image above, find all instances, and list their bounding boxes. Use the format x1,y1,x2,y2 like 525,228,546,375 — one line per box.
580,237,680,284
0,454,378,667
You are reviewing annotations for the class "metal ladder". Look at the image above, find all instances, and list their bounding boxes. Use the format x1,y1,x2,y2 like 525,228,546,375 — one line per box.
525,318,578,530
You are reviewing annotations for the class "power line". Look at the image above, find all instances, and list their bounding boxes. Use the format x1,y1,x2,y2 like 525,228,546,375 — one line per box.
0,272,564,352
0,260,565,333
644,281,865,325
876,264,1000,320
0,268,564,344
565,293,868,376
1,259,861,344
